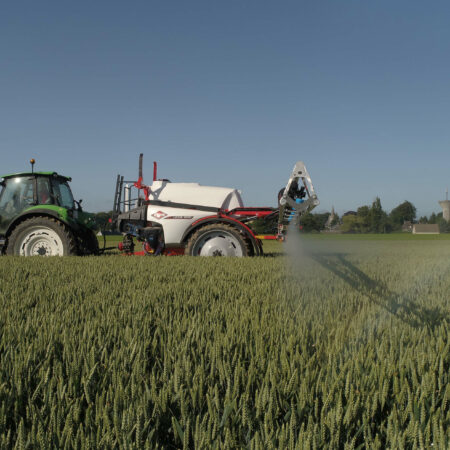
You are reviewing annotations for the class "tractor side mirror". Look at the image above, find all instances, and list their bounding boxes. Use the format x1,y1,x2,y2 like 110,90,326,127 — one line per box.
75,199,83,211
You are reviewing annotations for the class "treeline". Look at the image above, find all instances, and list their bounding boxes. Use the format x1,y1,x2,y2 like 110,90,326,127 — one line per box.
339,198,412,234
251,198,450,234
322,198,449,233
337,198,449,233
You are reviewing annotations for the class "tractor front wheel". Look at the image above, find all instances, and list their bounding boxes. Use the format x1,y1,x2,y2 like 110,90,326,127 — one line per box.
185,223,251,257
6,217,77,256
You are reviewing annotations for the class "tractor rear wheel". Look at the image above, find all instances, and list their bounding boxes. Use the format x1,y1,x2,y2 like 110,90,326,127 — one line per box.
6,216,77,256
185,223,251,257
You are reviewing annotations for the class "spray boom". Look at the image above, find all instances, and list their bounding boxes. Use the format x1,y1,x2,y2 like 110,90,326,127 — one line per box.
277,161,319,238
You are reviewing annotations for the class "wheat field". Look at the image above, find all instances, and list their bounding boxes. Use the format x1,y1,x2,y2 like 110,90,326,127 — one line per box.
0,237,449,448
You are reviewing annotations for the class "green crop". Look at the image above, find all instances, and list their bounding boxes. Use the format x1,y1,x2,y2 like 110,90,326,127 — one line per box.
0,237,449,448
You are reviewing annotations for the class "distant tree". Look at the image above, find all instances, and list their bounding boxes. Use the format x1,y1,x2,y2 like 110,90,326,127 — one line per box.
418,216,428,224
389,201,417,228
429,212,438,224
357,205,370,216
92,211,114,231
251,211,333,234
299,213,320,232
356,205,371,233
314,212,331,230
436,214,450,233
250,217,277,234
340,215,359,233
439,221,450,233
369,197,389,233
384,220,394,233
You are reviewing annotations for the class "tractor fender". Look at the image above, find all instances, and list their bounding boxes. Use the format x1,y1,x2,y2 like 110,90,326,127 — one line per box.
5,209,74,238
181,216,263,256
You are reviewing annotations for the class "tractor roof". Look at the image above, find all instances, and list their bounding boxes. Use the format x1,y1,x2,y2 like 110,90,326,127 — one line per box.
1,172,72,181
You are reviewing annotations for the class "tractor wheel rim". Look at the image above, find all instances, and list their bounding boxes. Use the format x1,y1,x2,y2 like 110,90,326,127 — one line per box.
18,226,64,256
193,231,244,257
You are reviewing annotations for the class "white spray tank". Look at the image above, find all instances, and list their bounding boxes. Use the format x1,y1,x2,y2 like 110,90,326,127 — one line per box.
148,180,244,210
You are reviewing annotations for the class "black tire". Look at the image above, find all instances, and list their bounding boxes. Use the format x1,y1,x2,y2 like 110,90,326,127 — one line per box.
77,229,100,255
184,223,251,257
6,216,77,256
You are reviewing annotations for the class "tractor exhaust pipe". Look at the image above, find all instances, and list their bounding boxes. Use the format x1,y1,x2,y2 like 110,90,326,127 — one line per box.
139,153,143,180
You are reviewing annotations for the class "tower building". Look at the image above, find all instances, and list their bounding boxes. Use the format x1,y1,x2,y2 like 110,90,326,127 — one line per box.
325,206,336,228
439,188,450,222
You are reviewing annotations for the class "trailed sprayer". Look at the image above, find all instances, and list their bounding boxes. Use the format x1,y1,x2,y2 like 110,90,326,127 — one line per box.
113,155,319,256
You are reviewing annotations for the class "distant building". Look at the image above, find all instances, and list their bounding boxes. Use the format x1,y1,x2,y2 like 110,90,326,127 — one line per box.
343,211,357,217
402,221,413,232
323,206,342,233
412,224,439,234
325,206,336,229
439,188,450,222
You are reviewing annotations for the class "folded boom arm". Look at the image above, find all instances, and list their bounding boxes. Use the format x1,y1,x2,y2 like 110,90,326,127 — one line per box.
277,161,319,237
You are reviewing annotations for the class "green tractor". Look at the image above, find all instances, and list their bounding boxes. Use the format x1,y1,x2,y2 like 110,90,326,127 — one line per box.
0,161,99,256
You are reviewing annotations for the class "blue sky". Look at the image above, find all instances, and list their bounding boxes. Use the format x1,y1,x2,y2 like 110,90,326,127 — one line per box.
1,1,449,217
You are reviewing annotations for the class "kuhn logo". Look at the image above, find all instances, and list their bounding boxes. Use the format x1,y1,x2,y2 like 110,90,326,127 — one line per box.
164,216,194,220
151,211,168,220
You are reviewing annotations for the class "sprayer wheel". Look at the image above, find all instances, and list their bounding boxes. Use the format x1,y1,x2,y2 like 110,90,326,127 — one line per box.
6,216,77,256
185,223,251,257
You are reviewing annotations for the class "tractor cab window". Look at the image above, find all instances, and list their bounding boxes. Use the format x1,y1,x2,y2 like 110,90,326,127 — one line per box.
36,178,54,205
51,178,75,209
0,177,35,217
